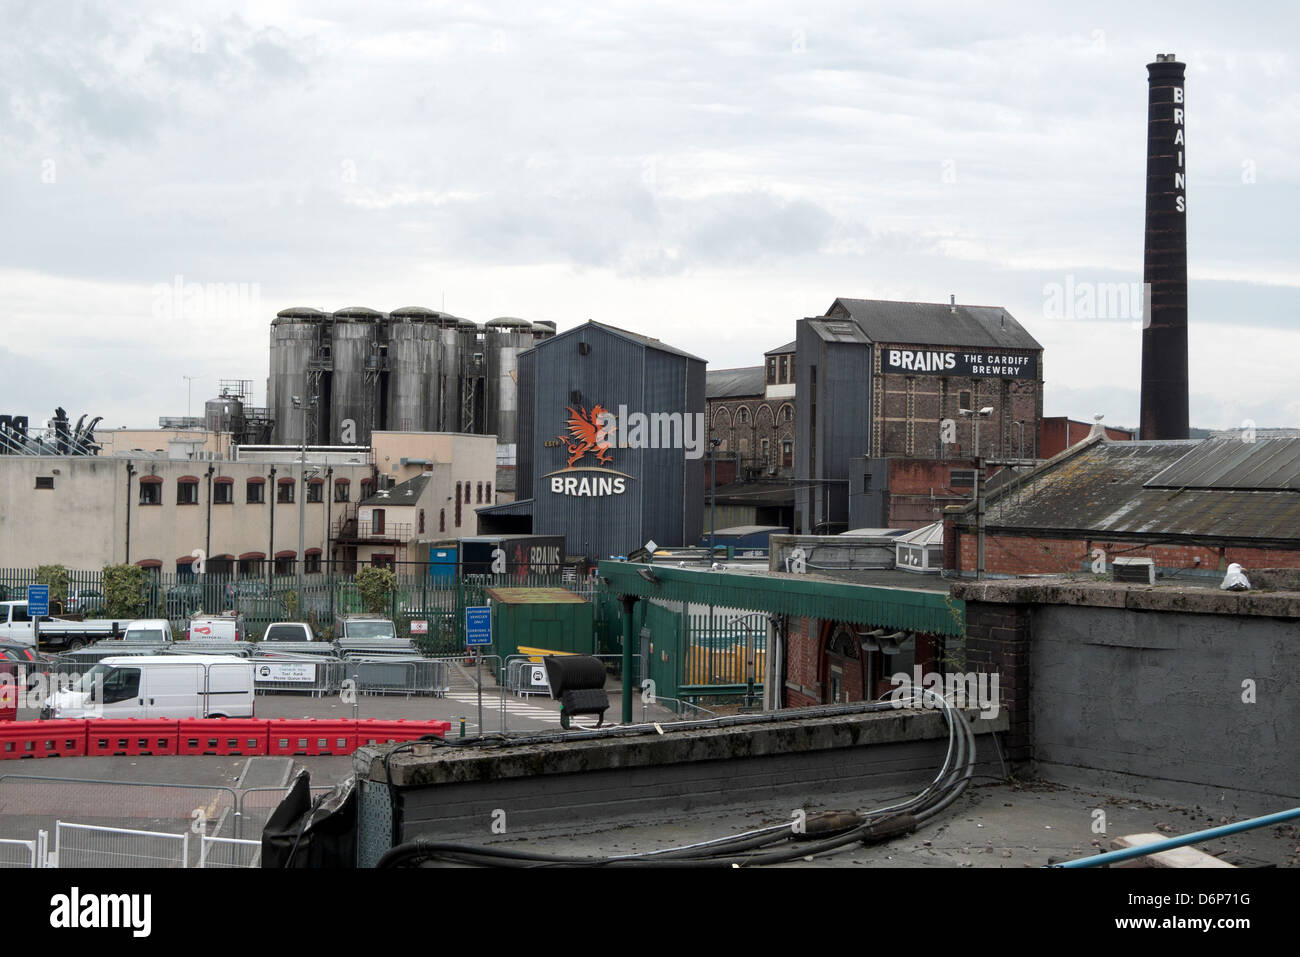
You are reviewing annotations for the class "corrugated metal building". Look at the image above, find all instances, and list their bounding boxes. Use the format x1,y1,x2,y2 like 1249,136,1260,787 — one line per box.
477,321,706,562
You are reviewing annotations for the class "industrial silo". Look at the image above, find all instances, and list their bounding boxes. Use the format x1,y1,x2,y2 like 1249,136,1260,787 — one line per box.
531,320,557,342
434,314,465,431
388,306,443,433
331,307,384,446
204,394,244,434
269,307,328,445
485,318,532,445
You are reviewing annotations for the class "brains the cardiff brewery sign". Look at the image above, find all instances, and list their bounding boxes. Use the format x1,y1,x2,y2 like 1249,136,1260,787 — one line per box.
883,349,1037,379
545,404,632,497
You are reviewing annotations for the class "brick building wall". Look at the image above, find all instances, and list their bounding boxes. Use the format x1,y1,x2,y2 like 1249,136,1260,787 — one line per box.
949,529,1300,576
708,396,796,478
961,600,1032,763
874,348,1042,461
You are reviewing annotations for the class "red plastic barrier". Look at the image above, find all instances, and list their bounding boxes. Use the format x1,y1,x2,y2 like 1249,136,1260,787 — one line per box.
178,719,268,756
266,719,357,756
354,719,450,747
85,719,179,757
0,720,87,759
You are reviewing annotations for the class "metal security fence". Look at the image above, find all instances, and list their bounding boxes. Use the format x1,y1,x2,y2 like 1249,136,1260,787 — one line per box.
54,822,189,868
0,776,333,864
198,835,262,868
344,657,449,696
0,775,239,866
1,566,603,652
0,837,37,868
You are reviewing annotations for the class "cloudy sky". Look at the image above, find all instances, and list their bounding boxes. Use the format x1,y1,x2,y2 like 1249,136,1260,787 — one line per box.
2,0,1296,433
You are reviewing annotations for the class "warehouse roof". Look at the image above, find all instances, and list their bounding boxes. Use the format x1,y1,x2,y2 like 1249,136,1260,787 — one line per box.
826,298,1042,351
957,436,1300,546
706,367,765,399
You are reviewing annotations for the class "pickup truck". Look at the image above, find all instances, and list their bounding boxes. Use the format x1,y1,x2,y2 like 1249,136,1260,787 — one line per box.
261,621,316,642
0,600,136,652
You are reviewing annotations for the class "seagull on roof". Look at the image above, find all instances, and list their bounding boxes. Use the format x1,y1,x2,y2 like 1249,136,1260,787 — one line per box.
1220,563,1251,591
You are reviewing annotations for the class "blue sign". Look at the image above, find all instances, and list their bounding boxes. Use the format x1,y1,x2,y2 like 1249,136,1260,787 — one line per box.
465,605,492,646
27,584,49,617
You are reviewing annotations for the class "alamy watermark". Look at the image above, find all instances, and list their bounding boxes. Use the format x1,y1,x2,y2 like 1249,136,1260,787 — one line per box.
150,274,261,322
888,666,1000,719
1042,276,1151,326
594,407,708,459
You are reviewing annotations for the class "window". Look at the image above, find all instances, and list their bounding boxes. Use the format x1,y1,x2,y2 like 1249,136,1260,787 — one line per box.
782,405,793,422
277,481,295,504
761,439,770,463
767,358,777,385
950,469,976,489
274,555,293,575
372,508,385,535
214,481,233,504
246,480,265,504
486,481,492,502
177,480,198,505
782,440,793,468
334,482,350,503
418,509,425,534
439,509,446,532
476,482,483,504
959,391,972,411
140,480,161,505
34,476,54,490
779,355,789,383
307,481,323,503
465,482,472,504
305,552,322,574
455,494,462,527
99,667,141,705
739,407,749,424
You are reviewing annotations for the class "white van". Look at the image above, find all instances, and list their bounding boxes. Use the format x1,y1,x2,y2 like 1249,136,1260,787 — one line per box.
42,655,255,720
185,613,247,642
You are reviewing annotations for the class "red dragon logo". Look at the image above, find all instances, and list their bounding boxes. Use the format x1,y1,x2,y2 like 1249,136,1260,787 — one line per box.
558,405,613,468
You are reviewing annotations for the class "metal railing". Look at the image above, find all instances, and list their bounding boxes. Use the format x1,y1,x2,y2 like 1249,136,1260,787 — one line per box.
345,658,449,696
198,835,262,868
53,821,189,868
0,837,36,868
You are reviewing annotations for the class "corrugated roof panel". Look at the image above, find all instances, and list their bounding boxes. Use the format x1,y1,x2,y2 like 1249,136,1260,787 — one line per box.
828,298,1042,351
1145,437,1300,490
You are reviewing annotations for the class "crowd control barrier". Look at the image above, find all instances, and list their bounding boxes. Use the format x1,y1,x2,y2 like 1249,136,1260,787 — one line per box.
85,720,179,757
178,719,269,756
0,720,88,759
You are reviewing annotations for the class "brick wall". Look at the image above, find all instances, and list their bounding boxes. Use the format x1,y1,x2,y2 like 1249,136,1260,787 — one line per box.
954,532,1300,576
963,601,1033,762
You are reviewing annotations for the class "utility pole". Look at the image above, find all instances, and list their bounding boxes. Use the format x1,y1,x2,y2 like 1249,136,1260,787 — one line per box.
708,437,721,557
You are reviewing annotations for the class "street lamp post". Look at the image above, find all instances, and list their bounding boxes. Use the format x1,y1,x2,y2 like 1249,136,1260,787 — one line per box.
708,437,721,557
292,395,315,619
960,407,993,580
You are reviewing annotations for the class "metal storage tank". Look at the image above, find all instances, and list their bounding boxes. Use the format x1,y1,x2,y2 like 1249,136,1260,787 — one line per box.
435,313,464,431
331,307,385,445
531,321,556,341
204,395,244,434
388,306,443,433
485,318,532,445
270,307,329,445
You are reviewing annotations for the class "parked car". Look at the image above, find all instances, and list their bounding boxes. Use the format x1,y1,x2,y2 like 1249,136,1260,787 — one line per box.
0,639,53,690
262,622,317,642
64,588,106,616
